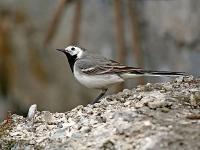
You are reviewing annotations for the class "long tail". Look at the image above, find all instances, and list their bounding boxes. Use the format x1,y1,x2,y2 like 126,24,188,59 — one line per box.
141,70,186,76
120,70,187,79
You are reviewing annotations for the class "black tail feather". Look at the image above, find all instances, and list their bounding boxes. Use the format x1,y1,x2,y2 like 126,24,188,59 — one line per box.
141,70,187,76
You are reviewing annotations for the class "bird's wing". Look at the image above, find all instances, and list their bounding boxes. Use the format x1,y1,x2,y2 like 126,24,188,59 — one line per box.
79,56,142,75
82,64,186,76
79,55,186,76
97,65,143,74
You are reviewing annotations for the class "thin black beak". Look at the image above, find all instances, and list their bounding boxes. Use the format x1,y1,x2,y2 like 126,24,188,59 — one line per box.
56,48,65,53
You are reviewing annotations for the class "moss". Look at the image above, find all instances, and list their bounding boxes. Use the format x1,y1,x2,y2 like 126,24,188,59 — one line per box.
0,140,15,150
0,113,13,138
100,140,116,150
0,139,45,150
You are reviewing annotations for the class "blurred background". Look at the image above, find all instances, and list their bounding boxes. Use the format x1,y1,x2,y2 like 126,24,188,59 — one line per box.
0,0,200,120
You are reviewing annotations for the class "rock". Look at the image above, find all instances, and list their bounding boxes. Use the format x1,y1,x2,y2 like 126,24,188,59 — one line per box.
183,76,194,82
147,100,172,109
27,104,37,120
100,140,115,150
0,77,200,149
175,76,184,83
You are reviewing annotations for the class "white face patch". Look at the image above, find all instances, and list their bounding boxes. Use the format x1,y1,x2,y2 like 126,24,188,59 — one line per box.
65,46,83,58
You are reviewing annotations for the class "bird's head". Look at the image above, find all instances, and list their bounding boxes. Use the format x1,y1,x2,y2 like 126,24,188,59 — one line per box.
56,45,85,59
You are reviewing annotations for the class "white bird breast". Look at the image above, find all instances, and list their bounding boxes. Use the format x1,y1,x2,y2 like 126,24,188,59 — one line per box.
73,69,124,89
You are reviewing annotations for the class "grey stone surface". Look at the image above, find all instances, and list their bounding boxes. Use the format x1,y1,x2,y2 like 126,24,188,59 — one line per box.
1,76,200,150
0,0,200,117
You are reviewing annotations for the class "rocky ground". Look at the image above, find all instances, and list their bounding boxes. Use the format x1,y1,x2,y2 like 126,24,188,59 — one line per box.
0,76,200,150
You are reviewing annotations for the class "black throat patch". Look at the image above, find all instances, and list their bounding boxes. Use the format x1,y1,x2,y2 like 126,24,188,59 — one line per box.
64,52,77,72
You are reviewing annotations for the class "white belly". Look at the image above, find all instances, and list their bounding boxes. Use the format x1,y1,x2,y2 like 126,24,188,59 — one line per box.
74,69,124,89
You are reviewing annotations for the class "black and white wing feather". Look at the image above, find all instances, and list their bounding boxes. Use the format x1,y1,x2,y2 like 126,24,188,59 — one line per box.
77,57,136,75
77,54,186,77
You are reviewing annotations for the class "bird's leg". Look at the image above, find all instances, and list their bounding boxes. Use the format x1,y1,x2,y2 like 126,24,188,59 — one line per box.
91,89,108,104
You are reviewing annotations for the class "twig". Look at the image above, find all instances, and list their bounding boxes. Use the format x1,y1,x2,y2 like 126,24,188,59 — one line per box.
128,0,145,85
44,0,70,46
69,0,82,44
114,0,126,91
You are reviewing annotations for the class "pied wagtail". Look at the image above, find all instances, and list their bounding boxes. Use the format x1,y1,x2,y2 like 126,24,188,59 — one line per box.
56,45,186,104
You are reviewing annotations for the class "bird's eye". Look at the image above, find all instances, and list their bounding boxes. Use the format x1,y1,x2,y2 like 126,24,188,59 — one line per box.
71,47,75,51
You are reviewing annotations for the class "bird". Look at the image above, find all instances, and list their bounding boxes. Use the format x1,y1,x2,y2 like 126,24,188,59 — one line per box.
56,45,186,104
